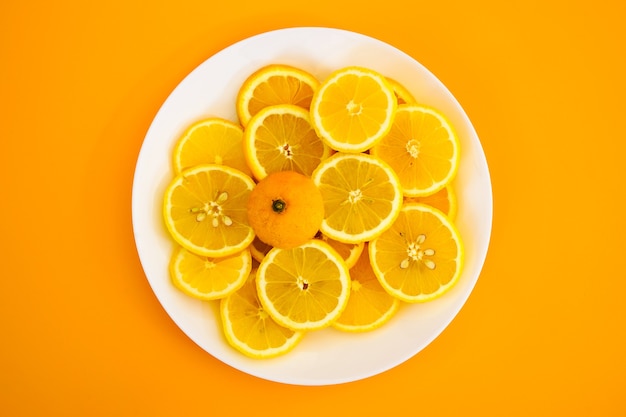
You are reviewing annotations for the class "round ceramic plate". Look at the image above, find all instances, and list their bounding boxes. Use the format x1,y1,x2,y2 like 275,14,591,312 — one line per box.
131,27,492,386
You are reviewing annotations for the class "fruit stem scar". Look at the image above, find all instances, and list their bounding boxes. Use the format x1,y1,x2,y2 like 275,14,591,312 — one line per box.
272,199,287,213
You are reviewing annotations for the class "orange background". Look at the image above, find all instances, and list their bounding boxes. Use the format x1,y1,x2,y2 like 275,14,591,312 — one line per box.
2,0,625,415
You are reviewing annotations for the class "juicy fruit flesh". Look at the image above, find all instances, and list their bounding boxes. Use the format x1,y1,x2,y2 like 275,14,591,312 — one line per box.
370,203,463,302
313,153,403,243
311,67,397,152
333,247,399,331
244,105,331,180
372,105,459,197
220,271,303,358
163,165,255,257
256,240,351,331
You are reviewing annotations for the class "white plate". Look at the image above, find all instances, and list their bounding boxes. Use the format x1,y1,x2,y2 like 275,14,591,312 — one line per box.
131,27,493,386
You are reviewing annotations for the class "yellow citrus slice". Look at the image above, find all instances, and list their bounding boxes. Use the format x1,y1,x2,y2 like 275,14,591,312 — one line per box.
169,246,252,300
311,152,403,244
163,164,256,257
243,104,332,180
220,269,304,358
333,245,400,332
310,66,397,153
405,184,458,220
370,104,460,197
386,77,417,105
249,236,272,263
315,232,364,269
236,64,320,127
256,239,351,331
172,117,252,177
369,203,464,303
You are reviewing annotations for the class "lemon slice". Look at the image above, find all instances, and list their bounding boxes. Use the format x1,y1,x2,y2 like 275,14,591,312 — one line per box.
311,152,403,244
310,66,397,153
169,246,252,300
386,77,417,105
315,232,364,269
163,164,255,257
243,104,332,180
220,269,304,358
256,239,351,331
371,104,460,197
333,245,400,332
236,64,320,127
172,117,252,177
405,184,458,220
369,203,464,302
249,236,272,263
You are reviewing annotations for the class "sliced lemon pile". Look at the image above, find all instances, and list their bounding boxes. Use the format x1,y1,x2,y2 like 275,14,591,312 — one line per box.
160,62,465,359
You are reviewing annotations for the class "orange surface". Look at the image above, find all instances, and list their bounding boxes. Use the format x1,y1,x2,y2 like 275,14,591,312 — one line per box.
1,0,625,415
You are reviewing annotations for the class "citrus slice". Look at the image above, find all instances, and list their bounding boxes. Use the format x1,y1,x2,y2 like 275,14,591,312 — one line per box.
256,239,351,331
220,269,304,358
386,77,417,105
172,117,252,177
369,203,464,303
311,152,403,244
247,170,324,249
163,164,256,257
310,66,397,153
315,232,364,269
370,104,460,197
243,104,332,180
236,64,320,127
249,236,272,262
333,245,400,332
169,246,252,300
405,184,458,220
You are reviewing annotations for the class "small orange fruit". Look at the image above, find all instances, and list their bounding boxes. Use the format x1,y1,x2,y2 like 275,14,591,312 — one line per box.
246,170,324,249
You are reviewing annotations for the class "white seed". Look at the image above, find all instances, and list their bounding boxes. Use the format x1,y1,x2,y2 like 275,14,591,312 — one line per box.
400,259,410,269
212,217,219,228
222,215,233,226
416,234,426,244
424,259,436,270
216,191,229,204
424,248,435,256
195,212,207,222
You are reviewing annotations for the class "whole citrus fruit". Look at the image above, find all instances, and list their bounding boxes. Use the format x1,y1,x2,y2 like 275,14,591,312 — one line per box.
246,170,324,249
